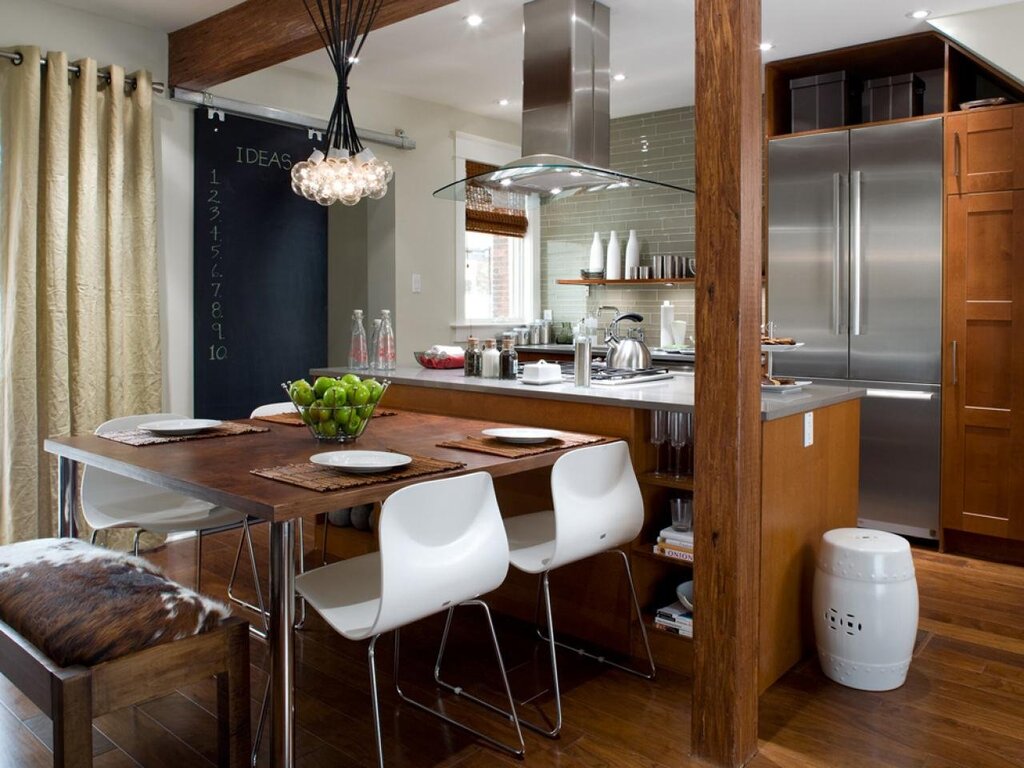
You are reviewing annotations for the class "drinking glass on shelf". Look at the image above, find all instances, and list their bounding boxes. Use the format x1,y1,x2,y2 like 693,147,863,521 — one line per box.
669,411,689,479
650,410,669,475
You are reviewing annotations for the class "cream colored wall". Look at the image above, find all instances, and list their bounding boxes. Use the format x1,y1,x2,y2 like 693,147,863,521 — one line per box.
2,0,519,415
213,66,520,364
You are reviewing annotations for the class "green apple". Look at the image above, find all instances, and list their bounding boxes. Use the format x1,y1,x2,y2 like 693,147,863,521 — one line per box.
313,376,336,398
289,380,315,407
335,405,352,425
323,385,347,408
357,404,374,419
318,419,338,438
300,406,313,425
364,379,384,404
341,373,361,387
345,411,363,435
350,384,370,407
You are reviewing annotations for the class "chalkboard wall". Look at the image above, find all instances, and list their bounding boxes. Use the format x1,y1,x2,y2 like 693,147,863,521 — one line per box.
193,111,327,419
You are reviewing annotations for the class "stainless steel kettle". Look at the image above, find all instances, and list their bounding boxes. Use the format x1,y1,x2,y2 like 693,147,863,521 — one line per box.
605,312,652,370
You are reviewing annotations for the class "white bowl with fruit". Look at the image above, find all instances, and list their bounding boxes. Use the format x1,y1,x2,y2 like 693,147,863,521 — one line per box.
284,374,389,442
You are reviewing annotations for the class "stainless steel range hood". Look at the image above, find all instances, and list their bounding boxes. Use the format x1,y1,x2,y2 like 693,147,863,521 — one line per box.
433,0,694,203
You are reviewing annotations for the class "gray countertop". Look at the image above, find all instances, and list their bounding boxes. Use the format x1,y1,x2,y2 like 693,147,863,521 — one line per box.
310,365,863,421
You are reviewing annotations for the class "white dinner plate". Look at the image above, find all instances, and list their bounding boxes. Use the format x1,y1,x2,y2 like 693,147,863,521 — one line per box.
138,418,222,436
481,427,561,444
310,450,412,474
760,380,812,393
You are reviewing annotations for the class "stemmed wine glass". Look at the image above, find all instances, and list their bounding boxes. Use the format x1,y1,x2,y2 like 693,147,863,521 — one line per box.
669,411,689,479
650,410,668,475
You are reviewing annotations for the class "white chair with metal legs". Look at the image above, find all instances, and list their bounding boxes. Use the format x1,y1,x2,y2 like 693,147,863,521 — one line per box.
436,440,654,738
294,471,525,767
84,413,264,604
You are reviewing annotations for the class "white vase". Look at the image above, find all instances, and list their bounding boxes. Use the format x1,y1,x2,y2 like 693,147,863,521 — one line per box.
625,229,640,275
589,232,604,271
606,231,621,280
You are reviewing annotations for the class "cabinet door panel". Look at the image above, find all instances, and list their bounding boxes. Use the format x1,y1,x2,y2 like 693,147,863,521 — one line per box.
942,191,1024,541
945,106,1024,194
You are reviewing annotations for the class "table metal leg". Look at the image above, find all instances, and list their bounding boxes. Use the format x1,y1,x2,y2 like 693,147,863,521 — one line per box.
269,520,296,768
57,457,78,539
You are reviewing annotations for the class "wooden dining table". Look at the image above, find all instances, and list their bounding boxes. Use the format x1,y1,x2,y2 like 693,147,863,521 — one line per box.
44,409,606,768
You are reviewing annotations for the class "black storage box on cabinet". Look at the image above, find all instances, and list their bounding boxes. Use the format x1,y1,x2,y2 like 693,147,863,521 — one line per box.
790,71,859,132
866,73,925,122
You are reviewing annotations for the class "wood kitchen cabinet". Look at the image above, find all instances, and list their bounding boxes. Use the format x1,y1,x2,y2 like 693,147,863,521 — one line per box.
945,105,1024,194
942,188,1024,545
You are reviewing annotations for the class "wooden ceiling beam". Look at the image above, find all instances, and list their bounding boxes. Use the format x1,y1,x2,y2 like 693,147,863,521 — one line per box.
168,0,458,91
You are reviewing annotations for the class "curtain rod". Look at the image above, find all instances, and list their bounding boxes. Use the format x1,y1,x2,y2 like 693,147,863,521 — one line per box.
0,50,166,94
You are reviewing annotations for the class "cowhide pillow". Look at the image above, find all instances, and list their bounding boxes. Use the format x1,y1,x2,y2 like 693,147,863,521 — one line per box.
0,538,231,667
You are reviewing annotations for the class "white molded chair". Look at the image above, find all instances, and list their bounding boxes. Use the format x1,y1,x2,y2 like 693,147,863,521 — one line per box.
84,413,262,600
295,471,525,767
440,440,655,738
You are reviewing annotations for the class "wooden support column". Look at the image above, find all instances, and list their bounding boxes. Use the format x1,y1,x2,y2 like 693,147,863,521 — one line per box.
168,0,458,90
692,0,763,764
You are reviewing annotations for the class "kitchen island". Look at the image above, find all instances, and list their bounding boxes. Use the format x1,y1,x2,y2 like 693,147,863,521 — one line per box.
312,365,863,691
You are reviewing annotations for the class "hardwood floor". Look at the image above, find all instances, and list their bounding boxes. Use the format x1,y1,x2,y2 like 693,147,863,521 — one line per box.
1,530,1022,767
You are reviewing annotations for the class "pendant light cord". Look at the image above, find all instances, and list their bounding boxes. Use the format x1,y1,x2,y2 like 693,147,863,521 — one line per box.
302,0,385,155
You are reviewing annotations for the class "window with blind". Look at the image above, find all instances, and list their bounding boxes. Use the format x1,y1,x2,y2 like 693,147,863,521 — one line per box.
462,159,532,324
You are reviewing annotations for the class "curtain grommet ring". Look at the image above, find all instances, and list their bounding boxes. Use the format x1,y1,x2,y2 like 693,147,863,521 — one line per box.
12,51,23,66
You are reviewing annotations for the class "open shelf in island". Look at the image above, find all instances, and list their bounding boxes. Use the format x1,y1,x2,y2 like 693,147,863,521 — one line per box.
556,278,696,286
639,472,694,491
632,541,694,567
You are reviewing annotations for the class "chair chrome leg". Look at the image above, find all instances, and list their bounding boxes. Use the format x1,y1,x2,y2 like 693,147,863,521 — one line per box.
132,529,141,557
368,634,385,768
89,530,98,546
195,529,204,593
395,603,526,758
226,517,304,634
319,515,330,566
294,519,307,629
537,550,656,681
251,676,270,768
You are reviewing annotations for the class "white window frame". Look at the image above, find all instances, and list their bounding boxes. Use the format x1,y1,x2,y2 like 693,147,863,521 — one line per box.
451,132,540,337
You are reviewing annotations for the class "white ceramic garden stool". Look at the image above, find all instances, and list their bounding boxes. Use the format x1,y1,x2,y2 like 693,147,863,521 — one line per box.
812,527,918,691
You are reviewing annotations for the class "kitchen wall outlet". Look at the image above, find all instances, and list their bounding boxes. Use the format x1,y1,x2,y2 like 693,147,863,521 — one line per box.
803,411,814,448
411,273,422,293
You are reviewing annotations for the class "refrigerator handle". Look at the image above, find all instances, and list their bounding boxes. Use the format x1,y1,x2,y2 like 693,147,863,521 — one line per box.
951,340,958,386
850,170,863,336
865,388,935,401
832,172,843,335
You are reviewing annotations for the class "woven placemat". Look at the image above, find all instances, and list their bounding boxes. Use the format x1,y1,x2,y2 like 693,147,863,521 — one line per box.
99,421,270,447
436,431,604,458
253,409,399,427
251,454,466,492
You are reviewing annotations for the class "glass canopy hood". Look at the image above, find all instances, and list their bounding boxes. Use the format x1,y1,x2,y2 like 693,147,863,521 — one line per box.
432,154,696,204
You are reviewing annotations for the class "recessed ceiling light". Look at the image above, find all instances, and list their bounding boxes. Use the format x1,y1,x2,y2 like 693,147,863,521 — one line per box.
613,73,627,82
498,98,510,106
500,178,513,187
466,14,483,27
759,42,774,52
550,187,563,195
907,9,931,19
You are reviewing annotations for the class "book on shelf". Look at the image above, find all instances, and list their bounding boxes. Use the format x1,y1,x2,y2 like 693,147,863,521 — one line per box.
653,618,693,638
658,526,694,547
655,600,693,624
652,543,694,562
656,539,693,554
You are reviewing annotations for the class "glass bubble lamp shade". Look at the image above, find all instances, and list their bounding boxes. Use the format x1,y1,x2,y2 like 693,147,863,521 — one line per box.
290,0,393,206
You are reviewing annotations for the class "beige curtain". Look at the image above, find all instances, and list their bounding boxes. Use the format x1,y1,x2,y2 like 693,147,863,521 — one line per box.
0,46,161,544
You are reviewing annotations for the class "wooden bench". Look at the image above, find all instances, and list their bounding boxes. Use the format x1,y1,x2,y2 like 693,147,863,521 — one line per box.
0,613,250,767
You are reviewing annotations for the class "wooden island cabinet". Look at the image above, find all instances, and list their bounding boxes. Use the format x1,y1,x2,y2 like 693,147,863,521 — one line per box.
311,367,862,692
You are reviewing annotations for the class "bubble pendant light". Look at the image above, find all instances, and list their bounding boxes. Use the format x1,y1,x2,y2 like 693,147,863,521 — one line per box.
291,0,394,206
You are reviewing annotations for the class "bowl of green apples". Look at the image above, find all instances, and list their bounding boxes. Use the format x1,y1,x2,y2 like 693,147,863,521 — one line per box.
283,374,389,442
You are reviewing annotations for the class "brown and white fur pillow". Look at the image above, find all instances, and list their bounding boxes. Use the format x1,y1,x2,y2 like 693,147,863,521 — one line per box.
0,538,230,667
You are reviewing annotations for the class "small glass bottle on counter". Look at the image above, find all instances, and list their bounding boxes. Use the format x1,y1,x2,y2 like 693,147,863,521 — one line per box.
499,336,519,380
377,309,396,371
481,338,500,379
348,309,368,370
464,337,482,377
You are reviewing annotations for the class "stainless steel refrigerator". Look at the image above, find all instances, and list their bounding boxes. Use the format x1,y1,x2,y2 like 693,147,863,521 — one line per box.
767,118,943,540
